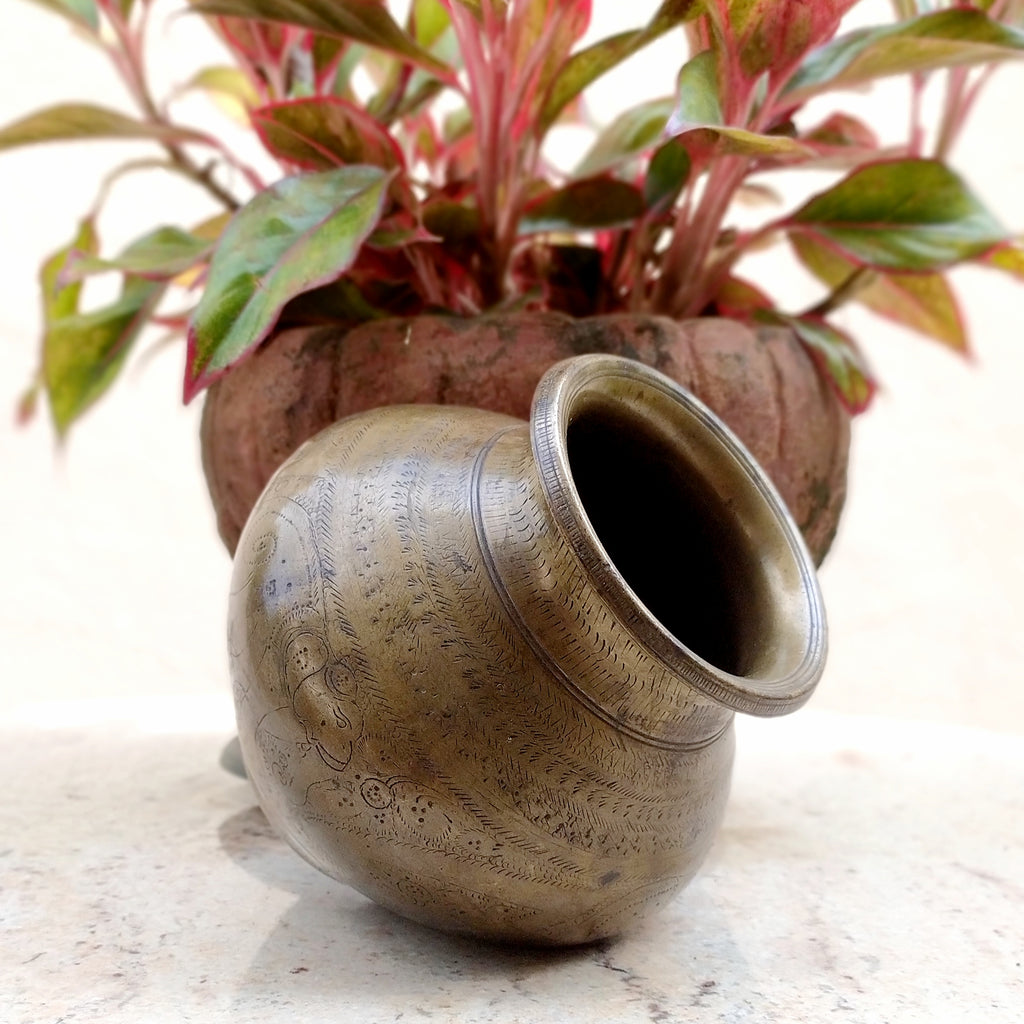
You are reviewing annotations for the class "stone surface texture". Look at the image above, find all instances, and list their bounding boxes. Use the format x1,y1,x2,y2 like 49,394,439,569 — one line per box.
2,4,1024,1022
2,698,1021,1024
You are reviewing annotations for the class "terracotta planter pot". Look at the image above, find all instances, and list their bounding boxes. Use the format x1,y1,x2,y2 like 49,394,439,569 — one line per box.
230,355,826,944
201,313,849,563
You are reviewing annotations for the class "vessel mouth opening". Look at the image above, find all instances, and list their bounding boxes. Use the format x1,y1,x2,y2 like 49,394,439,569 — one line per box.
533,354,825,715
566,399,771,678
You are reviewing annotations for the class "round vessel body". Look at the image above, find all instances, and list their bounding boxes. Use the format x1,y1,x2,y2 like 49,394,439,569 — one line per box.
229,355,825,945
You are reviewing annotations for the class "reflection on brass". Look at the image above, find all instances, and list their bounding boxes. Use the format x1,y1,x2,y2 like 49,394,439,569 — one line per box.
229,355,826,946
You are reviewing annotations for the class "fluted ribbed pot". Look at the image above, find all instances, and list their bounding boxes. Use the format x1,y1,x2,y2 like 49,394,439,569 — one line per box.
229,354,826,946
202,314,850,562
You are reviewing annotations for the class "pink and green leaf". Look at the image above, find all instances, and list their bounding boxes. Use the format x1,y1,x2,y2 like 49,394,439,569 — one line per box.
644,139,691,214
45,275,166,435
707,0,856,82
41,217,98,327
793,112,893,170
539,0,700,131
17,219,98,429
981,240,1024,280
674,124,812,160
20,0,99,31
575,97,675,178
779,314,876,413
66,227,215,281
0,103,209,151
252,97,405,171
185,164,393,400
188,0,455,81
786,159,1007,272
714,274,773,318
666,50,813,159
519,1,593,112
519,178,645,235
791,233,967,353
802,112,878,151
785,8,1024,102
411,0,452,47
668,50,723,126
180,66,261,117
510,0,590,74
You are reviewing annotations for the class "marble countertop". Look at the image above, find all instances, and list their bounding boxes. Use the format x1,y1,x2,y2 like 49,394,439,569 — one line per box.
3,696,1020,1024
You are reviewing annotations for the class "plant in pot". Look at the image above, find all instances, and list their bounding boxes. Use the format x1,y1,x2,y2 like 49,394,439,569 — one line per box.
8,0,1024,564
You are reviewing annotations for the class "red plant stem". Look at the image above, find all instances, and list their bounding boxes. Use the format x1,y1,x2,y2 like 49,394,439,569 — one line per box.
908,73,926,158
407,245,446,307
447,0,514,302
101,2,260,210
653,154,750,317
935,64,996,161
493,1,566,293
448,4,493,223
647,11,802,318
249,25,287,99
483,0,512,286
215,18,272,105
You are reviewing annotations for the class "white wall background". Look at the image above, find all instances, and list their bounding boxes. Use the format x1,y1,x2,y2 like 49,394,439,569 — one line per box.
0,1,1021,732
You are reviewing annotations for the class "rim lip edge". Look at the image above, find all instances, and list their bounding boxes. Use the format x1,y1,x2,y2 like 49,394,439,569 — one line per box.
530,354,827,718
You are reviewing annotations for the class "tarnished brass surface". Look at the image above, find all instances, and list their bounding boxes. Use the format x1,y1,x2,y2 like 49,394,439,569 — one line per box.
229,355,826,945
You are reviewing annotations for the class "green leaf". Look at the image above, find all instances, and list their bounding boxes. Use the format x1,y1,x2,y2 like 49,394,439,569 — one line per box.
785,9,1024,101
422,198,481,243
650,0,702,31
0,103,207,151
667,50,813,159
981,241,1024,280
714,0,854,82
411,0,451,47
779,315,875,413
252,97,404,171
787,160,1007,271
188,0,453,80
539,0,700,131
181,66,260,115
15,381,42,427
366,0,458,124
673,124,812,159
276,278,383,326
185,165,392,399
644,139,690,214
21,0,99,31
527,1,595,96
45,276,165,435
511,0,564,72
576,97,676,178
669,50,722,126
41,218,98,327
520,178,646,235
31,217,98,430
68,227,214,281
797,112,882,168
542,32,643,131
714,274,773,317
791,233,967,352
802,112,877,151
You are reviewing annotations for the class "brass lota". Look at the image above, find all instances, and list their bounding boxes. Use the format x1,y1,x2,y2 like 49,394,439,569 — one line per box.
229,355,826,945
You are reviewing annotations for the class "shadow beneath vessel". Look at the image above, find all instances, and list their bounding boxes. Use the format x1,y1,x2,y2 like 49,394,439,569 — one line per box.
217,804,742,1020
218,804,585,976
